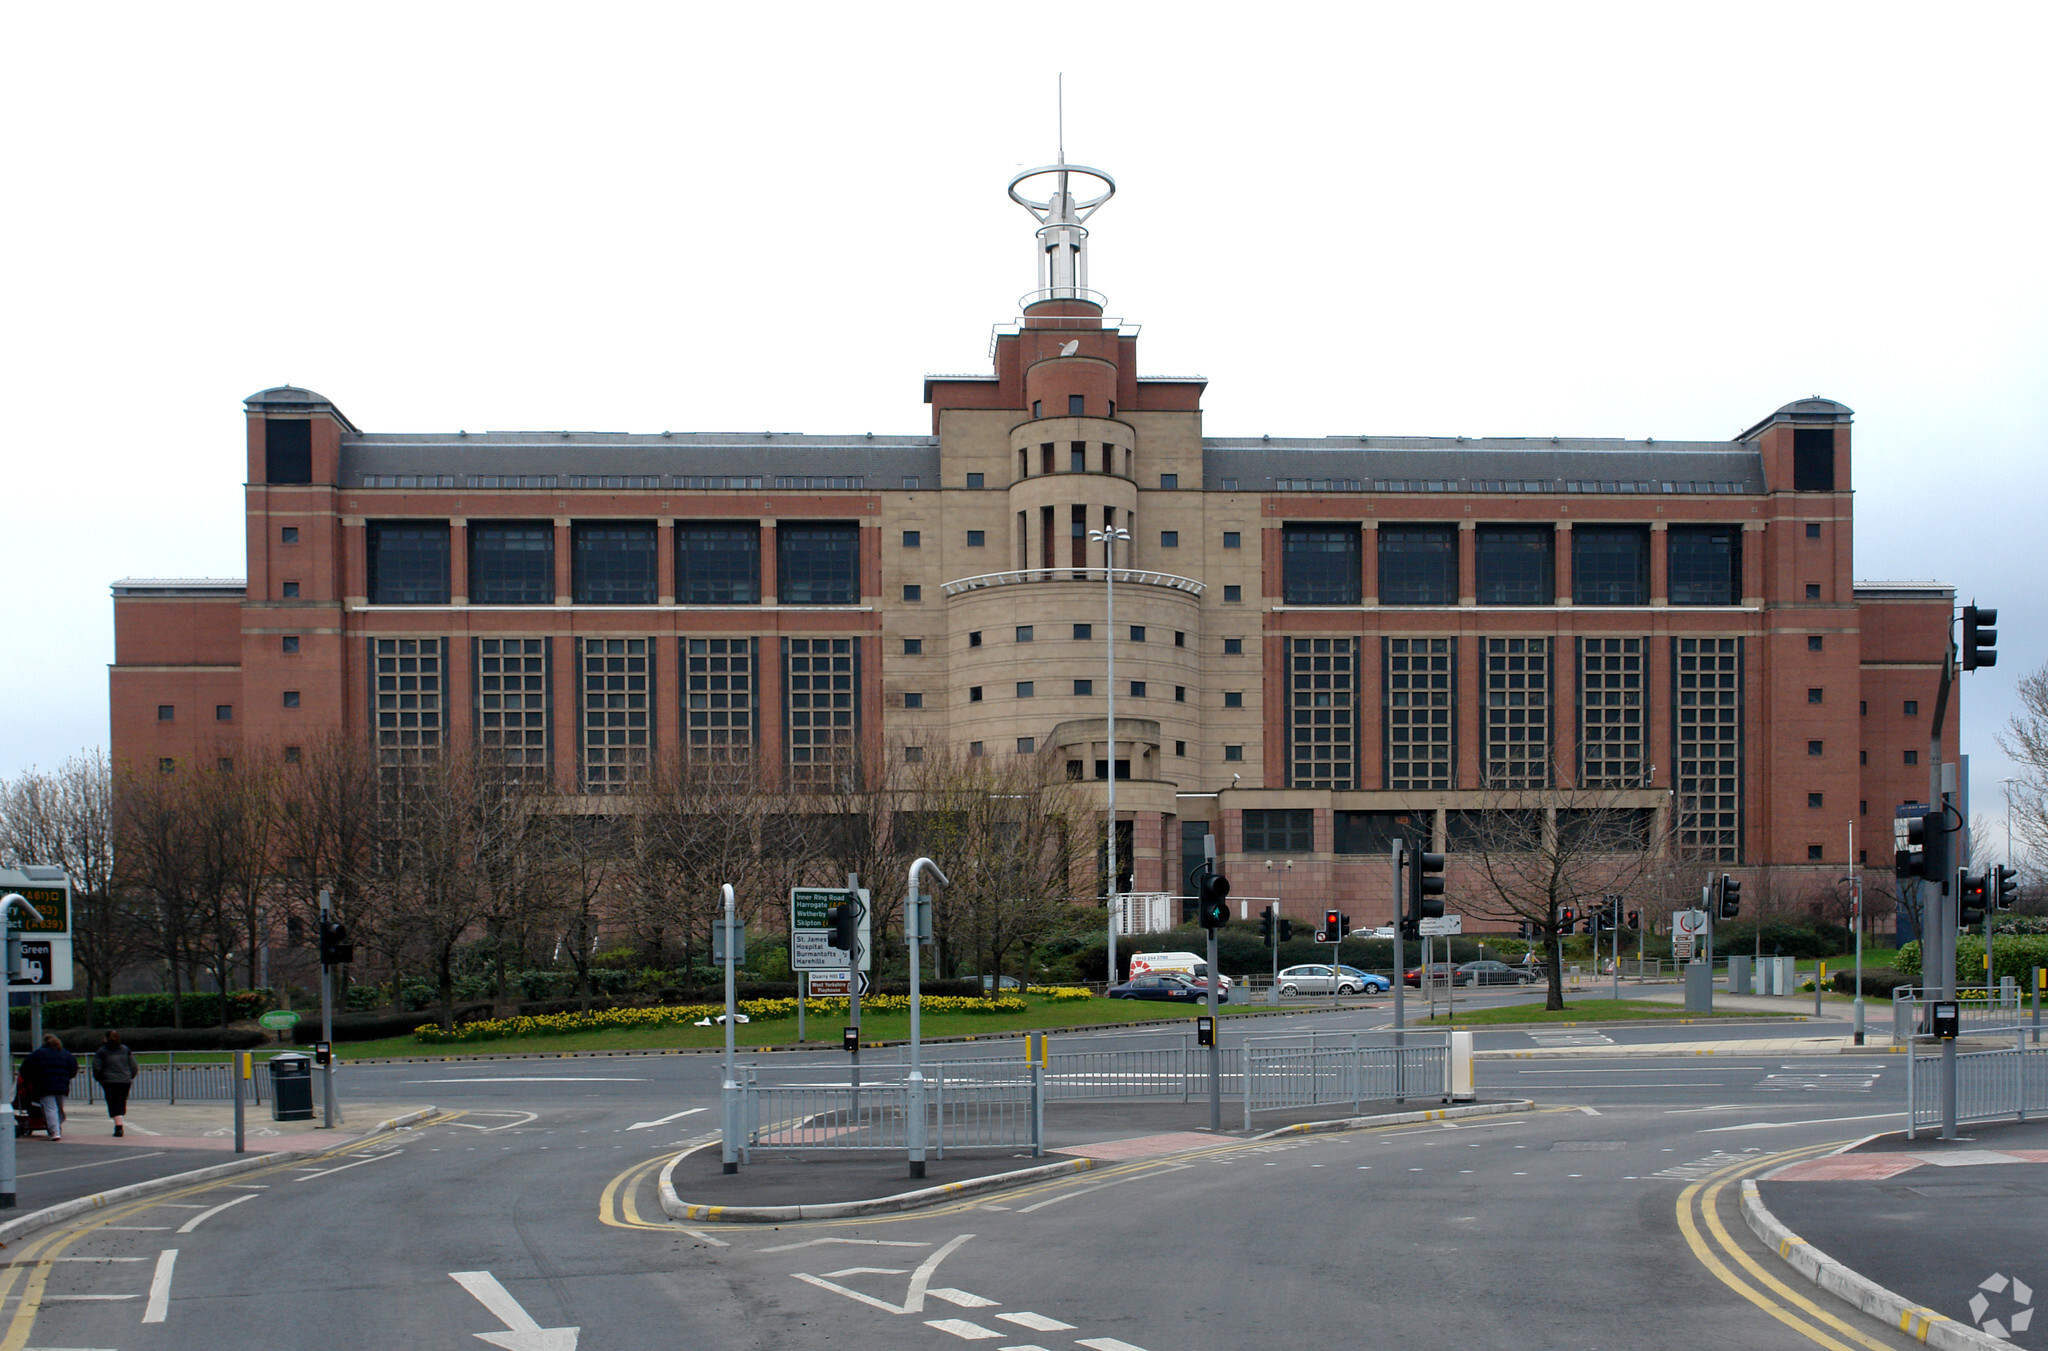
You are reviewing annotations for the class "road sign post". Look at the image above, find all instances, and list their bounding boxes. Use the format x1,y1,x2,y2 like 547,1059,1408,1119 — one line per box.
906,858,950,1179
719,881,740,1173
0,891,50,1210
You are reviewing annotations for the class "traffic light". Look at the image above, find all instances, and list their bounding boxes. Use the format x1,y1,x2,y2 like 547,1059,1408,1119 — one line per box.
1336,912,1351,940
827,902,857,952
1325,910,1342,943
317,918,353,967
1278,918,1294,943
1517,920,1533,941
1403,850,1446,937
1995,864,2019,910
1900,811,1950,883
1198,870,1231,929
1718,874,1741,920
1626,909,1641,930
1962,604,1998,672
1558,906,1577,931
1959,871,1989,926
1259,905,1276,946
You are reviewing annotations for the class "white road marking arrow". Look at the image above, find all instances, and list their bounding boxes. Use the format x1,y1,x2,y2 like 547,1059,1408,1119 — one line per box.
450,1270,580,1351
627,1107,707,1131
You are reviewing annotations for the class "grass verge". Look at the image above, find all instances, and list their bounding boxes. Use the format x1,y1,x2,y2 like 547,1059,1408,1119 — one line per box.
1414,998,1761,1026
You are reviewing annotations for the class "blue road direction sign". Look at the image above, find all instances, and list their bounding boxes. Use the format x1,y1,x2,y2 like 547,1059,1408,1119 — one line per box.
0,867,70,936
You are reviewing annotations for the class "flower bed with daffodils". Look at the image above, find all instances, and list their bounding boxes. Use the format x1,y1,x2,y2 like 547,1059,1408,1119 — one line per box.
413,991,1051,1044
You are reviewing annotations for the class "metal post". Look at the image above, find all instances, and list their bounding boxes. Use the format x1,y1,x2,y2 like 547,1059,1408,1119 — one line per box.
1028,1033,1045,1157
317,888,338,1129
28,994,40,1054
167,1049,176,1105
1850,823,1865,1045
798,970,806,1044
0,894,47,1210
2033,966,2041,1046
720,882,740,1173
1091,525,1130,989
233,1050,246,1154
1205,922,1221,1132
847,873,862,1117
1816,960,1824,1018
906,857,950,1179
1612,900,1621,1000
1390,841,1406,1103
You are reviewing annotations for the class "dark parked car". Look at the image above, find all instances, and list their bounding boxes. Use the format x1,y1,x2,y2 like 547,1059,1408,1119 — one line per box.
1403,963,1458,988
1455,960,1535,987
1108,973,1206,1002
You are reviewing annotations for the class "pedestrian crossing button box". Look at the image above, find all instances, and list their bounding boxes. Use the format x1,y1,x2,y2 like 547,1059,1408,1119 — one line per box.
1932,1002,1960,1040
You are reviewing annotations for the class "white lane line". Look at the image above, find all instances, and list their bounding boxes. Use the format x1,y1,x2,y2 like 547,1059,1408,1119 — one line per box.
928,1288,999,1308
1700,1111,1905,1133
762,1238,931,1254
103,1226,171,1231
1077,1339,1150,1351
1578,1106,1602,1116
823,1267,908,1279
925,1318,1003,1339
996,1345,1053,1351
295,1151,401,1181
143,1248,178,1323
1016,1164,1189,1214
449,1270,578,1345
446,1111,540,1133
996,1311,1076,1331
628,1107,706,1130
175,1193,257,1234
43,1294,141,1300
405,1077,645,1083
792,1272,906,1315
19,1152,167,1178
680,1229,729,1247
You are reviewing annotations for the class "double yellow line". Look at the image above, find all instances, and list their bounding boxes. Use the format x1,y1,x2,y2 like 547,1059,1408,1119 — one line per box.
1676,1143,1917,1350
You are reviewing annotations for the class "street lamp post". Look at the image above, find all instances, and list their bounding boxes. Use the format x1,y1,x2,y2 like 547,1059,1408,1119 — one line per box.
1089,525,1131,988
1845,820,1865,1046
0,894,48,1209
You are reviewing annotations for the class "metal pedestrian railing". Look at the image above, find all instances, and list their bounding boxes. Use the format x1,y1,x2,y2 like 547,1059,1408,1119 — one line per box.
1241,1034,1451,1130
1905,1028,2048,1137
1892,987,2026,1043
75,1060,265,1105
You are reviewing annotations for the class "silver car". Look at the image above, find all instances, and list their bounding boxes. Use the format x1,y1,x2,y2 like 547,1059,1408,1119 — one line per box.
1276,963,1367,996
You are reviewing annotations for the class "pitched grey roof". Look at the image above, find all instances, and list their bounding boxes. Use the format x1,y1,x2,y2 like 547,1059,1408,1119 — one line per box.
1202,436,1765,495
341,431,940,485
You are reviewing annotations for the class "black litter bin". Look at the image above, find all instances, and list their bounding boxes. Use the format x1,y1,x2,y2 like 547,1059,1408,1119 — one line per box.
269,1053,315,1121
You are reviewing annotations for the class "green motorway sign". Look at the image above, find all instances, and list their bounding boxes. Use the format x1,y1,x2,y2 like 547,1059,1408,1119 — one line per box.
4,887,68,935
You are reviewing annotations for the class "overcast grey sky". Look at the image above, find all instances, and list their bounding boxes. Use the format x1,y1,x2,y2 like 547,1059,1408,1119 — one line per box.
3,3,2042,840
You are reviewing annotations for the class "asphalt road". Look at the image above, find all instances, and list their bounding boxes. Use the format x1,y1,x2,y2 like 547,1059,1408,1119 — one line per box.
2,1010,1945,1351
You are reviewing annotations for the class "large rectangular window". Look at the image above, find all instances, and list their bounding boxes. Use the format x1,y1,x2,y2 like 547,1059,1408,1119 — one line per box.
572,523,658,604
1668,526,1741,605
1792,428,1836,491
1475,526,1554,605
578,637,651,792
1242,808,1314,854
677,523,760,604
469,523,554,604
778,524,860,605
1577,637,1644,786
373,638,445,786
1289,637,1355,789
1281,525,1362,605
1572,526,1649,606
265,419,313,484
475,637,549,778
785,637,859,788
685,637,756,761
1385,637,1454,790
1378,526,1457,605
367,522,450,605
1483,637,1550,788
1674,636,1742,862
1334,810,1432,856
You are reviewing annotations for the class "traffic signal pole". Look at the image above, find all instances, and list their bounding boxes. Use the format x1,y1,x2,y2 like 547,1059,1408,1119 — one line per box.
1390,841,1405,1100
318,888,340,1130
1201,833,1222,1133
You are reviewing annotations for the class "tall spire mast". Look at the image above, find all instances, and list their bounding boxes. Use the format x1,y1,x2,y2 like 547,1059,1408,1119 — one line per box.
1007,83,1114,309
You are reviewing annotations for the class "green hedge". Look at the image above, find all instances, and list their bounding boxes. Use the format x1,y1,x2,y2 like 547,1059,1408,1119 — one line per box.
1897,934,2048,985
11,989,274,1031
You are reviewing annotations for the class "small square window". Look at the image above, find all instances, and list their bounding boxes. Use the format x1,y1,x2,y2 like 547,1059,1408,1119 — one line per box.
1073,623,1092,640
970,686,983,703
1808,740,1824,756
281,526,300,544
903,692,924,709
1224,691,1244,709
903,584,922,602
1223,637,1243,655
1860,800,1868,815
1067,759,1085,780
1223,585,1242,602
1807,688,1823,704
1222,478,1239,491
967,472,985,489
158,757,175,773
1074,679,1094,696
1032,400,1042,418
1224,744,1244,761
1175,686,1186,702
967,530,985,547
1860,700,1867,715
1160,531,1179,548
1859,848,1868,862
1016,681,1034,698
157,704,174,722
1806,584,1821,599
282,635,301,654
1904,749,1918,765
903,638,923,655
217,757,234,772
282,581,300,598
1017,736,1036,753
1904,700,1919,715
904,745,923,761
902,530,921,548
1130,681,1146,697
969,631,983,648
1223,531,1241,549
970,741,984,756
1805,523,1821,539
1130,625,1145,642
216,704,233,722
1175,740,1187,756
283,745,301,763
1069,395,1085,416
1160,474,1179,490
1808,635,1823,651
1071,447,1087,472
1016,626,1033,642
283,691,302,709
1859,749,1868,764
1807,844,1824,861
1808,792,1824,808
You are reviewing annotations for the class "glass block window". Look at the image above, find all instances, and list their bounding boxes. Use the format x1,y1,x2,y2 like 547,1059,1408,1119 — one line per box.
785,636,858,789
677,523,759,604
373,638,445,783
778,524,859,604
1289,637,1355,790
1334,810,1432,856
1281,525,1362,605
1668,526,1741,605
367,522,450,604
1674,636,1742,862
1475,526,1554,605
1577,637,1644,786
572,523,658,604
468,523,554,604
1386,636,1454,790
1482,638,1550,788
1572,526,1649,606
1378,526,1456,605
578,637,651,792
475,637,549,777
1242,808,1313,853
685,637,756,762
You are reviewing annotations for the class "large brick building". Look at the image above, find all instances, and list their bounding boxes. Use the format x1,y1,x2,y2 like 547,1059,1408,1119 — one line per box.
109,156,1955,931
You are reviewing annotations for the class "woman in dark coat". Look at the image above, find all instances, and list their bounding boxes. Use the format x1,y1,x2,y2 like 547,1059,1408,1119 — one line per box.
92,1030,138,1137
21,1034,78,1141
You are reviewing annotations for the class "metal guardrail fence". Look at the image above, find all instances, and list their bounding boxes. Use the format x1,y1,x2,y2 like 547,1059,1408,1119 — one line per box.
1905,1029,2048,1137
1242,1036,1450,1131
1892,987,2027,1044
75,1061,265,1105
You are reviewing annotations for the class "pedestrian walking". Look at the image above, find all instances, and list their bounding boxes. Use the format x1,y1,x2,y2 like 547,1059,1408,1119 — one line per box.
21,1034,78,1141
92,1030,138,1137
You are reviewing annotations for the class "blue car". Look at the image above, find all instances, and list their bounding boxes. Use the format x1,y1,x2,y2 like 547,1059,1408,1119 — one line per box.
1337,965,1392,994
1108,973,1205,1002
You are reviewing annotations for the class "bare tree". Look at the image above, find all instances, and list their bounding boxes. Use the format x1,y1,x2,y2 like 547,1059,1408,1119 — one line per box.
1,751,141,1026
115,762,211,1027
1999,664,2048,865
272,735,385,1009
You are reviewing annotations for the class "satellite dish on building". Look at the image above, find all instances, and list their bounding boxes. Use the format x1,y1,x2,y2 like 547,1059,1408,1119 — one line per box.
1059,340,1080,357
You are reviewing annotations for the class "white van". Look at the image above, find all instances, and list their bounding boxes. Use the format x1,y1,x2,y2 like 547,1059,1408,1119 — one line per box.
1126,951,1233,991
